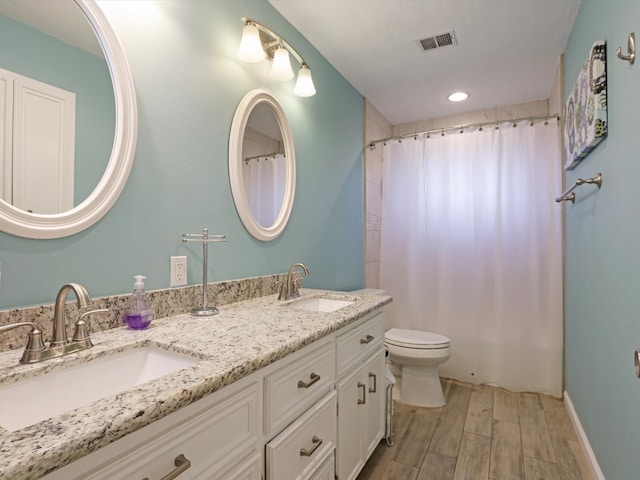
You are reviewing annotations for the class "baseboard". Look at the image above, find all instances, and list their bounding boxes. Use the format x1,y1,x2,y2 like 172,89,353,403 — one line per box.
563,390,606,480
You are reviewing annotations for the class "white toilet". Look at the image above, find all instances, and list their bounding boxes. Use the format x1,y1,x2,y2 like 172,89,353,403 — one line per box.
384,328,451,408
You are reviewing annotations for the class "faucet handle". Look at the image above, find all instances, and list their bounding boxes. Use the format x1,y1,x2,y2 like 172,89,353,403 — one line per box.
72,308,109,347
276,281,287,300
0,322,46,364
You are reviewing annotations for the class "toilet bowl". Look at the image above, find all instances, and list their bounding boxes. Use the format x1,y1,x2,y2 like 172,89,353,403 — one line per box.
384,328,451,408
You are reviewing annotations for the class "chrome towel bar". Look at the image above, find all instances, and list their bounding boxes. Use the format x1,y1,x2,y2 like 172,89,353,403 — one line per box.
556,172,602,204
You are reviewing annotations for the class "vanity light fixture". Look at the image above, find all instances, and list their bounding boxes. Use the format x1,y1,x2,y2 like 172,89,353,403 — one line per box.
238,17,316,97
237,22,265,62
448,91,468,102
271,46,294,81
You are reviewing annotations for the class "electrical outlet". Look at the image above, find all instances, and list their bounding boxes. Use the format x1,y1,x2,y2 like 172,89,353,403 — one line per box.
170,256,187,287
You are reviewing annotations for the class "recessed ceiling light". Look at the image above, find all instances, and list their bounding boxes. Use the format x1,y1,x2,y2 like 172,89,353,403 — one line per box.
448,92,468,102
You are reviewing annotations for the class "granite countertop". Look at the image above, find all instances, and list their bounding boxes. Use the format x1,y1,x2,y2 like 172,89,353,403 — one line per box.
0,289,391,479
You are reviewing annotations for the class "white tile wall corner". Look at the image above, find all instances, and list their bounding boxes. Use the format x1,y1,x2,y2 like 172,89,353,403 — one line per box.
364,100,391,290
366,145,383,187
365,261,380,289
365,220,381,263
365,179,382,220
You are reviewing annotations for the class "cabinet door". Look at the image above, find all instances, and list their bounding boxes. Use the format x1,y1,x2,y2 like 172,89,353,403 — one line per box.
83,383,261,480
362,351,386,459
336,365,366,480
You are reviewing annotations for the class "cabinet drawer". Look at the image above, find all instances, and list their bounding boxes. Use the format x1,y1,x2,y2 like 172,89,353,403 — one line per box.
265,339,335,435
85,382,261,480
222,452,262,480
336,312,384,378
266,391,337,480
306,450,335,480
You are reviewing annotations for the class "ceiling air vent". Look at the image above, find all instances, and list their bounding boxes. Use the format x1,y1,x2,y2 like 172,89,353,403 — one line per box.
417,30,457,52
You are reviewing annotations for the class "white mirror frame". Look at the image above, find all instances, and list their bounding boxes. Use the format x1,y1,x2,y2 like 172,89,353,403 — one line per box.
229,89,295,241
0,0,137,239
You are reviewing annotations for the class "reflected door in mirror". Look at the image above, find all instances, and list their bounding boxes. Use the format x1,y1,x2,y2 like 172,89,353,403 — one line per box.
0,68,75,213
0,2,115,217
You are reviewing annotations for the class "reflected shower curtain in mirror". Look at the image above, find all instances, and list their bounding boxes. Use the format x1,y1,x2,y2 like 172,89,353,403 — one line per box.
380,122,563,396
243,154,287,227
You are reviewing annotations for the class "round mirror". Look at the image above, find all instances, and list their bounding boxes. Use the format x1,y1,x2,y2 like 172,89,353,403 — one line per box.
229,89,295,241
0,0,137,238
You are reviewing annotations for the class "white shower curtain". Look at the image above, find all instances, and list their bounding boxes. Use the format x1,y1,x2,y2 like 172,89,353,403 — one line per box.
380,122,563,396
243,154,287,227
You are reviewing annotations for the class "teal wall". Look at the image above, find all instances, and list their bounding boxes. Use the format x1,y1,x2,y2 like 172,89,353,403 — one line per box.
0,14,115,203
0,0,364,309
564,1,640,478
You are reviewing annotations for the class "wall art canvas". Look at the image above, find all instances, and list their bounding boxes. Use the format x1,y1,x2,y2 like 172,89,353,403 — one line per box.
564,40,607,170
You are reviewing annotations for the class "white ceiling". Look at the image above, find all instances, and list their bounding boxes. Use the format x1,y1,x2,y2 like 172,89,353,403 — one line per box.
268,0,581,125
0,0,103,58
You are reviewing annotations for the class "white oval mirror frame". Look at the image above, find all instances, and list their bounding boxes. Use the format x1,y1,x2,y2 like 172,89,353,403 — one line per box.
0,0,137,239
229,89,295,241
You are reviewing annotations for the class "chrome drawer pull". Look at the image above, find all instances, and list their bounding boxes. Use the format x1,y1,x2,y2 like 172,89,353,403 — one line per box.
142,453,191,480
369,372,377,393
297,372,320,389
360,334,374,344
358,382,366,404
300,436,323,457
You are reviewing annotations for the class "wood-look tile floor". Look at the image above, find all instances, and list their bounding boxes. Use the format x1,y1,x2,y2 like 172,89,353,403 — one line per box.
357,379,595,480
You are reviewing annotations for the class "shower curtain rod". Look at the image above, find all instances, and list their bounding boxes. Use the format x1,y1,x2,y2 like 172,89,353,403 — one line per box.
368,113,560,149
243,151,285,163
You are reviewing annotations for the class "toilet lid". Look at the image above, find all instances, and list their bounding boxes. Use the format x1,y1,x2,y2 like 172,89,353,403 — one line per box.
385,328,450,348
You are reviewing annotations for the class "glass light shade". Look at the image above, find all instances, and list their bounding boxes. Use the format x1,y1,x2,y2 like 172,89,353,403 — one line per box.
294,65,316,97
237,23,265,63
270,47,294,81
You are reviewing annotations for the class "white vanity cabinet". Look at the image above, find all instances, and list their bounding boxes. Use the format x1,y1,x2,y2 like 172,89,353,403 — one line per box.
335,312,386,480
42,376,262,480
37,307,388,480
265,391,337,480
264,338,337,480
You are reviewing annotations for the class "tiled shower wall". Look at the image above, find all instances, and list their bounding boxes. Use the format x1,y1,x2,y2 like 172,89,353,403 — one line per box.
364,101,391,289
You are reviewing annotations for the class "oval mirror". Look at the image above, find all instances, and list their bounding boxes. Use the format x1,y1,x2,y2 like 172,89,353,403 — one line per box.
229,89,295,241
0,0,137,239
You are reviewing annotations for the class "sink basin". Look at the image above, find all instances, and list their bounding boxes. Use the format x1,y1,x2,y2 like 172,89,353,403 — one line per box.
291,297,355,313
0,347,198,432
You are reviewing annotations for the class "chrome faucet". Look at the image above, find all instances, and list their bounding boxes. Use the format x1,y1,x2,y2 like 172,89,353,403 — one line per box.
279,262,310,300
0,283,108,364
